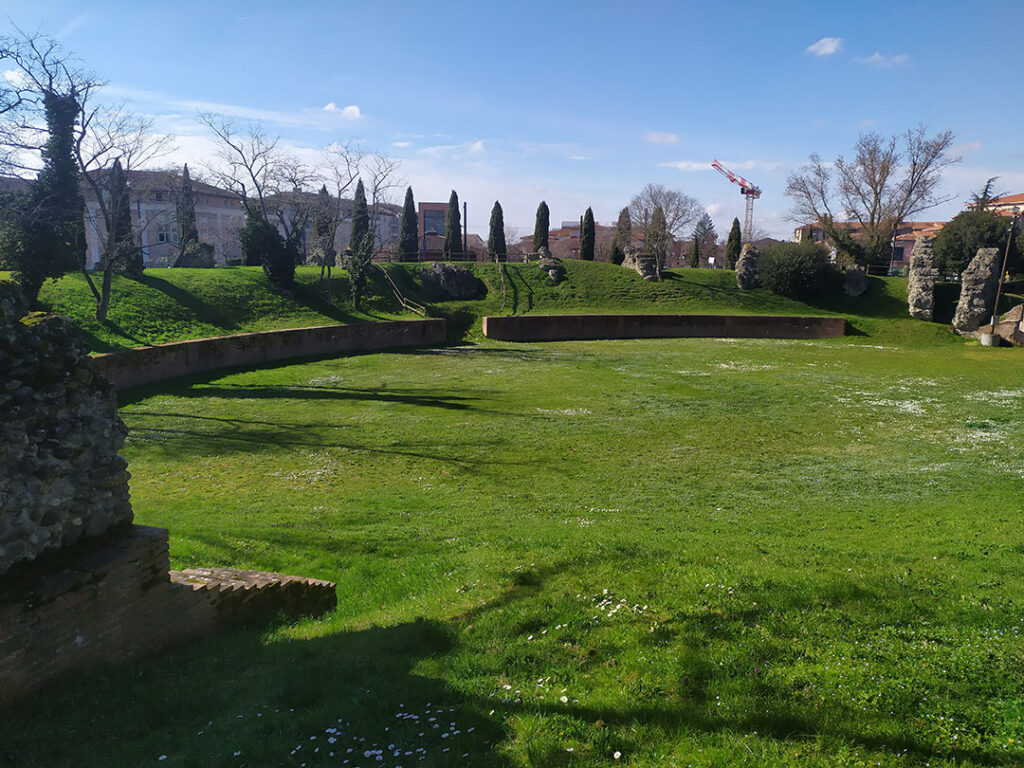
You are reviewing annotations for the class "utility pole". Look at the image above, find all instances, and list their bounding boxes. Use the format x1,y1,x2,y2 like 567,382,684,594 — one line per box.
463,201,468,260
990,207,1021,328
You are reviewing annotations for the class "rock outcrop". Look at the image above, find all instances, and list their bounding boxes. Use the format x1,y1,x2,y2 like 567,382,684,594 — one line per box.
536,246,566,284
844,265,868,297
907,236,939,321
952,247,1002,332
419,263,484,299
0,281,132,574
622,246,659,281
735,244,760,289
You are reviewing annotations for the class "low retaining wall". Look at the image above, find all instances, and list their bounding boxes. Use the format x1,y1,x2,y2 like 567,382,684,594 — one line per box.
0,525,336,707
90,319,447,390
482,314,846,341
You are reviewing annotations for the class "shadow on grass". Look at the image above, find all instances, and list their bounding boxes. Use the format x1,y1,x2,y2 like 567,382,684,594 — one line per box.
140,274,242,333
2,568,1014,767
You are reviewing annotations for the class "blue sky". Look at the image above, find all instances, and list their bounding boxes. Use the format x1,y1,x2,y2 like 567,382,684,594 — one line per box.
3,0,1022,239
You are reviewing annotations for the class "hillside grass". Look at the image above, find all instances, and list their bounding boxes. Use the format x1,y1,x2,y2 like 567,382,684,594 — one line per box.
2,337,1023,767
15,260,971,351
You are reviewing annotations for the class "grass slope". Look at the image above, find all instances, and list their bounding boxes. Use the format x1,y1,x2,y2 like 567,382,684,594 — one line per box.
32,267,406,352
22,261,965,351
2,338,1022,767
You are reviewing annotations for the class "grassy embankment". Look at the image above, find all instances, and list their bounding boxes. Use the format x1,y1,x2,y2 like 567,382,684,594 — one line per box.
17,260,979,351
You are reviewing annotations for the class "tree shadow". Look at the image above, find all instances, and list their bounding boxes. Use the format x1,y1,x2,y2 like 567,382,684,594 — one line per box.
140,274,242,333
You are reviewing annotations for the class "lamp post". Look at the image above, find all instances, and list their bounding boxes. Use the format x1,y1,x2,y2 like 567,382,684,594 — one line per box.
990,206,1021,329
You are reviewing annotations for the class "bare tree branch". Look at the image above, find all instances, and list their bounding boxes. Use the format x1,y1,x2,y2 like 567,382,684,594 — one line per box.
786,127,958,264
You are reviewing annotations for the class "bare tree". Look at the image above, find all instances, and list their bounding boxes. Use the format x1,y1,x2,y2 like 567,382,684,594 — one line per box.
629,183,702,241
785,126,958,265
0,30,173,318
75,96,174,319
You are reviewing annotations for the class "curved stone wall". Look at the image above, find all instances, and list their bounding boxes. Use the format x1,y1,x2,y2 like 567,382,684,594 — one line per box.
482,313,846,342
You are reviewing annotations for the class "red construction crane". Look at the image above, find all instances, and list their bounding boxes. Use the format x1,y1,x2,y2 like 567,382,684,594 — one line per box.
711,160,761,245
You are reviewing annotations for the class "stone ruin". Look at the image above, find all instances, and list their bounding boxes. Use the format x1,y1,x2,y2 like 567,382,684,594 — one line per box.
0,282,132,574
621,246,659,281
735,243,760,289
844,265,868,297
953,247,1002,333
0,279,336,705
536,246,566,284
907,236,939,321
419,262,484,300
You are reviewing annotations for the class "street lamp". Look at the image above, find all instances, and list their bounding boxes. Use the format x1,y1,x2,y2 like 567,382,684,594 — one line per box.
990,206,1021,329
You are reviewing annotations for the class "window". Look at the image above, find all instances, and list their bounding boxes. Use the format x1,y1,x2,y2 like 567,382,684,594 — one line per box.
157,220,178,244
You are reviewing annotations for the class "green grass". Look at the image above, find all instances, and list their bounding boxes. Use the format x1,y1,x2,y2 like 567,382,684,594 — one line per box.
15,260,970,351
3,336,1023,767
30,267,407,351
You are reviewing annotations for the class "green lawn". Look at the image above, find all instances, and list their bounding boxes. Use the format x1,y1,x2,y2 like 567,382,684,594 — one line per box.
14,261,974,351
3,335,1023,767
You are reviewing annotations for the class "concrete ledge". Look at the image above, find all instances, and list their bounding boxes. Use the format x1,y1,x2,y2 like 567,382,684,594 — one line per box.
0,525,336,707
90,319,447,390
482,313,847,342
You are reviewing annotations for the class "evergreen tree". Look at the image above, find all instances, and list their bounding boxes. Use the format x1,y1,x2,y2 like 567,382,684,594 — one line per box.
647,204,669,275
488,200,507,261
443,190,462,259
347,179,373,306
398,186,418,261
350,179,370,254
692,213,717,268
533,201,550,251
725,217,742,269
239,206,293,288
3,91,85,304
177,163,199,254
580,207,595,260
610,206,631,265
105,159,142,278
688,238,700,268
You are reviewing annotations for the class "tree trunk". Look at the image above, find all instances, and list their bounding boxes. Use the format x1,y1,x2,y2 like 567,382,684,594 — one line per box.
95,263,113,322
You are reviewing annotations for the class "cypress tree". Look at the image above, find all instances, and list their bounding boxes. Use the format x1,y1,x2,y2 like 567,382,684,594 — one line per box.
443,189,462,259
350,179,370,254
533,201,550,251
610,206,631,265
725,217,742,269
580,207,595,260
106,158,142,278
398,186,418,261
177,163,199,253
488,200,506,261
347,179,372,307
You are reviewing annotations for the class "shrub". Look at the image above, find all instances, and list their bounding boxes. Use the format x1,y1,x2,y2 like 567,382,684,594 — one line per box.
759,240,839,300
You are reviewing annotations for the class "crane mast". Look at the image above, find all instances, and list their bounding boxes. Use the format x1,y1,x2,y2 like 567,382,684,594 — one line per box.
711,160,761,245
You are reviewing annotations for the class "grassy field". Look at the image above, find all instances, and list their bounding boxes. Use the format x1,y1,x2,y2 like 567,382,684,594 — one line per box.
2,333,1023,767
13,261,981,351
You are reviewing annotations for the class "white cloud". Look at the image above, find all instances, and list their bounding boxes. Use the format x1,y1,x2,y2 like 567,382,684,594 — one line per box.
568,155,587,161
950,141,983,156
392,141,412,148
806,37,842,56
468,140,485,154
56,13,89,39
645,131,680,145
3,69,29,88
855,52,910,68
661,159,782,173
322,102,362,119
660,160,708,172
